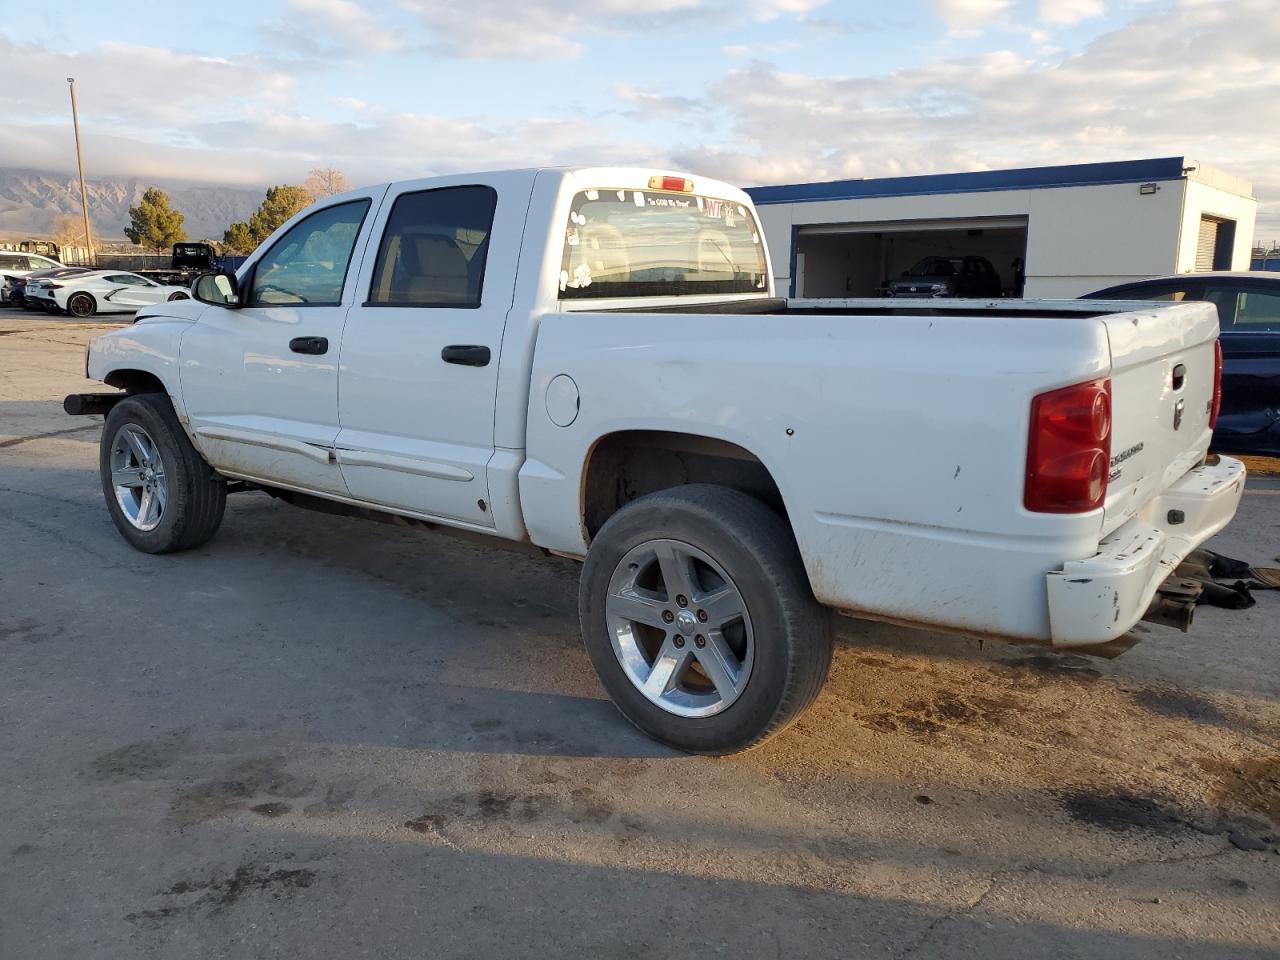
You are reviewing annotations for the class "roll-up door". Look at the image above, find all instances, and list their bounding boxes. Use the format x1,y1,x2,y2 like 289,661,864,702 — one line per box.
1195,216,1221,272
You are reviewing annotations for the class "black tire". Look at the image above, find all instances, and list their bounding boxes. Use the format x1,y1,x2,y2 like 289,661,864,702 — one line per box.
100,393,227,553
67,292,96,317
579,484,832,755
167,291,190,301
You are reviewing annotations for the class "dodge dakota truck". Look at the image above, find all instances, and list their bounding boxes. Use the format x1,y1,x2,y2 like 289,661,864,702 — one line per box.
65,167,1246,754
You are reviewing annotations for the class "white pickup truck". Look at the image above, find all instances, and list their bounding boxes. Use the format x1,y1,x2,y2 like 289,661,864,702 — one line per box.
67,166,1246,754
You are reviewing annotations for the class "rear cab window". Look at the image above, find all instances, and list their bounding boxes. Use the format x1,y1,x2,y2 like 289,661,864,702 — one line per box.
558,186,767,301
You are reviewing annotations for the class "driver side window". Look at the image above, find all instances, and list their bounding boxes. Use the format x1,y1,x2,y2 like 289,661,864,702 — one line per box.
249,199,370,307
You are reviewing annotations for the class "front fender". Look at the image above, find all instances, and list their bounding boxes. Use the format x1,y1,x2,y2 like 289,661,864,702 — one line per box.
88,317,193,420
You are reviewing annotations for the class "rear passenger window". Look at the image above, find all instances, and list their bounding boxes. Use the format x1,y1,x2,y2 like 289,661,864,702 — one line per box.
368,186,497,308
1207,287,1280,331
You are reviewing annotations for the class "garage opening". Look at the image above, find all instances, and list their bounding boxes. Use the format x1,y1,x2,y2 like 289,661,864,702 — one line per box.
794,217,1029,298
1195,215,1236,272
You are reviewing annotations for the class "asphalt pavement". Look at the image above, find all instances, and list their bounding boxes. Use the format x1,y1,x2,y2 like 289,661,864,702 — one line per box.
1,308,1277,959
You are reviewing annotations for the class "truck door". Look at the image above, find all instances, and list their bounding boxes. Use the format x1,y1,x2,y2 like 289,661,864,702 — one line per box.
335,177,522,527
179,192,384,496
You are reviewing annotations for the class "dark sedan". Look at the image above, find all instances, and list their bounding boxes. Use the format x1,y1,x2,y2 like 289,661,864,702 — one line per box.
1082,272,1280,457
889,255,1003,299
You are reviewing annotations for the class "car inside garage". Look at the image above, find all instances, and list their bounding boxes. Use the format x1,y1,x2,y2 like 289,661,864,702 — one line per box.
794,216,1028,298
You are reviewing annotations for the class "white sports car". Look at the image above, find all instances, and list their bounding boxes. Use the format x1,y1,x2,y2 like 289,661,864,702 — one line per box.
25,270,191,317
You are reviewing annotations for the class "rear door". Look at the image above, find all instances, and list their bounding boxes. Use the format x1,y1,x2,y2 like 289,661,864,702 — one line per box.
1202,278,1280,447
180,192,384,495
335,175,529,526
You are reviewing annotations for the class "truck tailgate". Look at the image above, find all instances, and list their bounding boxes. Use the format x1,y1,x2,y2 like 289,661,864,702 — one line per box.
1099,301,1221,536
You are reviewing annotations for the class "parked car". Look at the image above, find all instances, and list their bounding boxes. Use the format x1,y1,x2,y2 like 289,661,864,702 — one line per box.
66,167,1244,754
7,266,93,308
888,255,1003,298
25,269,190,317
1082,272,1280,457
0,251,63,302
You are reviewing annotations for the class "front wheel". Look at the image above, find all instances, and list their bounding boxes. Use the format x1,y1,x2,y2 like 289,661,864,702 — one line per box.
579,485,832,754
167,291,190,301
100,393,227,553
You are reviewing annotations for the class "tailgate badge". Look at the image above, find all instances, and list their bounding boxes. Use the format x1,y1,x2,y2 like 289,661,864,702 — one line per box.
1173,398,1184,430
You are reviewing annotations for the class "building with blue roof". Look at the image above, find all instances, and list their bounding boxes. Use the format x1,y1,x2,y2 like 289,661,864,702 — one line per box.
744,158,1256,299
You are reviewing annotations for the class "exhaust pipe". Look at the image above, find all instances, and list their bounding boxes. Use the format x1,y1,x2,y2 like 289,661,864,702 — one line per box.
1142,595,1196,632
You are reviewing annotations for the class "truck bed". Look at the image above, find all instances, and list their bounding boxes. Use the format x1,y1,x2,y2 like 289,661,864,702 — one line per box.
529,297,1228,645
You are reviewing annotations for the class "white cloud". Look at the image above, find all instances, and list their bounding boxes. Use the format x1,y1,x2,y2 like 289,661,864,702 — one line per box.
612,84,706,118
677,0,1279,236
1,0,1277,243
403,0,823,61
259,0,406,57
1039,0,1105,25
932,0,1014,35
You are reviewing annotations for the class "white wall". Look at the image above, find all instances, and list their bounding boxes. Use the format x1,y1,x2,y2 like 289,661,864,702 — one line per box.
1021,180,1185,296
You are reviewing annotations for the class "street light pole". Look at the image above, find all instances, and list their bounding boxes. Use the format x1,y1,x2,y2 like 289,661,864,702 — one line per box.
66,77,94,264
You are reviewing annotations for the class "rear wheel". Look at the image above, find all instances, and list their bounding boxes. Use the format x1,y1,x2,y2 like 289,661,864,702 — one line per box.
67,292,96,317
167,291,190,301
580,485,832,754
100,393,226,553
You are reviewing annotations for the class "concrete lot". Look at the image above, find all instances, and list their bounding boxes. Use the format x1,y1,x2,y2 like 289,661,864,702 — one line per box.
0,306,1277,959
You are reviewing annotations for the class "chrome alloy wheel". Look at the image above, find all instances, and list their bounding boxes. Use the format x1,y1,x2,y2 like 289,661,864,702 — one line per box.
109,424,167,531
605,538,754,718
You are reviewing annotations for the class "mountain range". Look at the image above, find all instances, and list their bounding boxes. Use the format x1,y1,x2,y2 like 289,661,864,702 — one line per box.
0,168,263,242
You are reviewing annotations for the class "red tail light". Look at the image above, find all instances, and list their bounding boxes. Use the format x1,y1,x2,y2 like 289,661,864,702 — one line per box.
1025,378,1112,513
1209,339,1223,429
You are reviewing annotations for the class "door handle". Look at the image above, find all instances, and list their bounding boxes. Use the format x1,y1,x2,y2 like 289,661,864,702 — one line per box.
289,336,328,355
441,344,491,367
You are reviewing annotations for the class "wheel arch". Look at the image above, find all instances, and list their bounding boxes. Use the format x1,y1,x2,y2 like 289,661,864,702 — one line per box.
103,368,168,394
580,429,793,543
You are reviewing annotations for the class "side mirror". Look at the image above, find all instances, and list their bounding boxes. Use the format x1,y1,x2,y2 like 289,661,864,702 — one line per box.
193,270,240,307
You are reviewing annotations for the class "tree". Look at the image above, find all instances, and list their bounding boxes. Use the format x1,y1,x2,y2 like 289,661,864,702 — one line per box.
221,184,313,255
222,221,257,255
124,187,187,254
249,185,313,242
304,167,350,200
51,213,95,250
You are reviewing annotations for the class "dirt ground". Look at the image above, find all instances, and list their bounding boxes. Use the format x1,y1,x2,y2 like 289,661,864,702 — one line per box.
1,308,1277,959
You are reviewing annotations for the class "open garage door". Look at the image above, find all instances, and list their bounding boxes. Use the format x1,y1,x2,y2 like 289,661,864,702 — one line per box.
794,216,1029,298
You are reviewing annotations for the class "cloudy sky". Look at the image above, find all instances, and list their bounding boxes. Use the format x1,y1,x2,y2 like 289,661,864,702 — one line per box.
1,0,1275,241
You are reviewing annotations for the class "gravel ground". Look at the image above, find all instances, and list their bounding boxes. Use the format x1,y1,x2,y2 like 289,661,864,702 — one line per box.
1,307,1277,959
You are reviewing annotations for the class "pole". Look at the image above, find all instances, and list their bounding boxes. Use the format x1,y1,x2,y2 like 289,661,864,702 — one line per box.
67,78,94,264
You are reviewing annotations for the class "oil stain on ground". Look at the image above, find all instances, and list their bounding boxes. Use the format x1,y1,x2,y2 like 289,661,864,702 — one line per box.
126,860,316,928
1055,789,1194,834
170,756,316,826
89,731,190,782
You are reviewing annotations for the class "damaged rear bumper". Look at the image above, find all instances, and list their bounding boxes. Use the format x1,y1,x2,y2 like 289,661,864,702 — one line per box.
1046,456,1246,646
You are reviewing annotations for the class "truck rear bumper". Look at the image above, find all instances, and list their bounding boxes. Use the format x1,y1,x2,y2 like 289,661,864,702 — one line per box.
1046,456,1246,646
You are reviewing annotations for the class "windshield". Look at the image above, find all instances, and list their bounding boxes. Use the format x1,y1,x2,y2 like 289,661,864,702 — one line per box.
905,257,963,278
559,188,768,299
